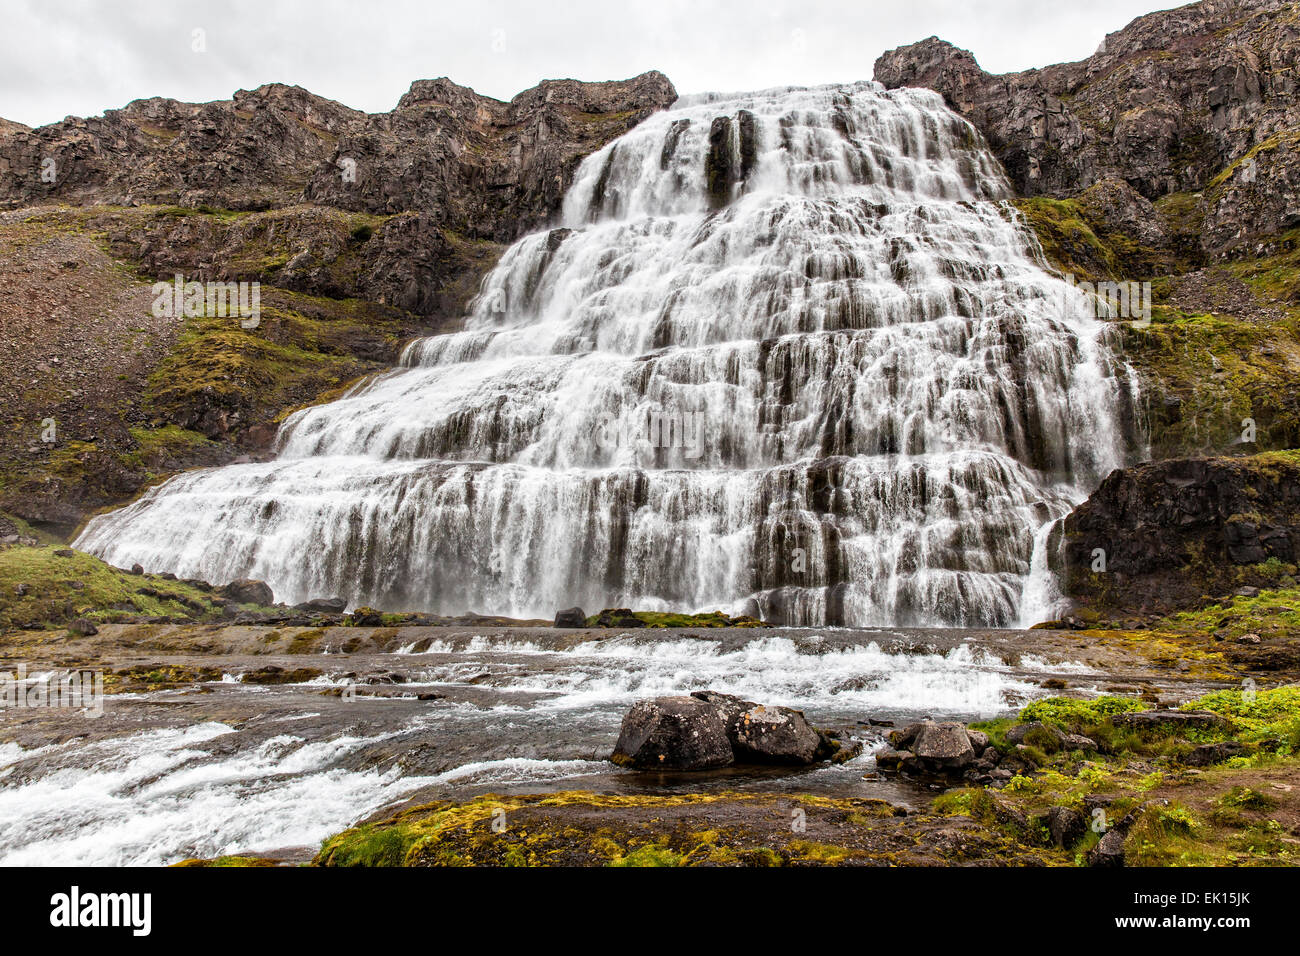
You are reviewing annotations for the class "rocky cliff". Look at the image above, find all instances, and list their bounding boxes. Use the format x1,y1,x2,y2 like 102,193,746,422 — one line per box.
874,0,1300,261
1062,452,1300,612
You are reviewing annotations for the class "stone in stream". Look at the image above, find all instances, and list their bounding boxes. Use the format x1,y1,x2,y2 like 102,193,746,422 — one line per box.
884,720,979,774
610,696,734,770
690,690,840,765
553,606,587,628
611,691,847,770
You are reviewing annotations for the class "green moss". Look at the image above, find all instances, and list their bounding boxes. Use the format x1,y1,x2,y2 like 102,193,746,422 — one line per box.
607,844,684,867
1120,306,1300,455
585,609,766,628
1185,687,1300,748
0,543,226,631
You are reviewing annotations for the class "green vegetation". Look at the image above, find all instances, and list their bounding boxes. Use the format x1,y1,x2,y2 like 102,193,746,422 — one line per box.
0,540,226,631
584,608,766,628
1119,306,1300,455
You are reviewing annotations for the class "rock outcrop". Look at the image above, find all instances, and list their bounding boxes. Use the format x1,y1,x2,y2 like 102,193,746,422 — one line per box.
874,0,1300,259
0,73,677,242
1062,453,1300,611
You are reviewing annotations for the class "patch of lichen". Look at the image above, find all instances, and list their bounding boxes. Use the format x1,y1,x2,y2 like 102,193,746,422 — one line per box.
0,542,225,631
1118,306,1300,455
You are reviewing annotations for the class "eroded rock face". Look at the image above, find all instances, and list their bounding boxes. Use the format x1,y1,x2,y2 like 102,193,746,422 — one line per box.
1062,454,1300,611
874,0,1300,257
0,73,677,242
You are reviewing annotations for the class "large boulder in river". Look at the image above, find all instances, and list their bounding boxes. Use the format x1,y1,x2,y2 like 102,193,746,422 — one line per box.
222,578,274,606
884,720,977,774
554,607,587,628
691,690,826,764
610,696,734,770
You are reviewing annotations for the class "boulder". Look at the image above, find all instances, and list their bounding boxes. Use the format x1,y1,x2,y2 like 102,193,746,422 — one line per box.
1185,741,1245,766
883,720,977,774
610,696,734,770
553,606,587,628
689,690,831,765
589,608,645,628
294,597,348,614
1042,806,1088,849
222,578,274,606
67,617,98,636
1113,710,1231,733
1087,827,1127,867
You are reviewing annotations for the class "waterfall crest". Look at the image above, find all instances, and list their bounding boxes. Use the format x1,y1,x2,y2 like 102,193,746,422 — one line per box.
77,82,1132,626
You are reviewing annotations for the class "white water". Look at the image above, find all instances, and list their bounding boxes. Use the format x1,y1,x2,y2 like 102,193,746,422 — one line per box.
0,632,1082,864
77,82,1131,626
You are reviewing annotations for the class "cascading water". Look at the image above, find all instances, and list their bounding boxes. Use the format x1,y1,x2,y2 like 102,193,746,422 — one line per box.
77,82,1133,626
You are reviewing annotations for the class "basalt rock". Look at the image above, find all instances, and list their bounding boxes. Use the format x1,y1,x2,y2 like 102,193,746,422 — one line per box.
0,73,676,241
221,578,275,606
690,691,825,765
553,607,587,628
874,0,1300,259
1062,454,1300,612
883,720,979,774
610,696,734,770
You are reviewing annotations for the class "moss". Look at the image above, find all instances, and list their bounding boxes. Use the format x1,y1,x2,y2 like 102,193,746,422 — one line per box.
607,844,684,867
1185,687,1300,747
173,855,281,867
1119,305,1300,455
585,609,766,628
0,543,226,631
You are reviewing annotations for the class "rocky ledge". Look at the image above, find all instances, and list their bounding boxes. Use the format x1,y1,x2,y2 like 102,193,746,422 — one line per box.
1061,451,1300,614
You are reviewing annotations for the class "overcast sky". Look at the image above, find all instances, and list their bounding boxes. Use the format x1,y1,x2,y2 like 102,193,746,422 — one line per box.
3,0,1178,128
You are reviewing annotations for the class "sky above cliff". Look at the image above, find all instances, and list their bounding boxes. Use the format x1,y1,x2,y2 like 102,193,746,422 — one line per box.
4,0,1177,127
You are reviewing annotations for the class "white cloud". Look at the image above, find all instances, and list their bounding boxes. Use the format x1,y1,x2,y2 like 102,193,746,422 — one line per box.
2,0,1174,127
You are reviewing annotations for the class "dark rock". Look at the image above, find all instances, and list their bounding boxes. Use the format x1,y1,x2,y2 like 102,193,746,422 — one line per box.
873,1,1300,258
222,578,274,606
294,597,347,614
1113,710,1232,733
129,563,144,575
554,606,587,628
609,696,733,770
1062,456,1300,612
53,549,74,558
588,608,645,628
1043,806,1088,849
1185,741,1246,766
67,617,98,636
1087,826,1127,867
347,606,384,626
689,690,830,765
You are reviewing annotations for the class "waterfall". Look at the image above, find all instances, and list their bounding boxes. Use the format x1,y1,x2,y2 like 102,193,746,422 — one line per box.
77,82,1132,626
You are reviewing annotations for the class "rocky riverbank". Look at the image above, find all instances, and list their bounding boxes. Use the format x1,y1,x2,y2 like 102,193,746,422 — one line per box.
307,686,1300,867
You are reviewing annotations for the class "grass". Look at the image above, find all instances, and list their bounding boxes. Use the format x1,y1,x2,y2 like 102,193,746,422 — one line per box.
0,540,227,631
